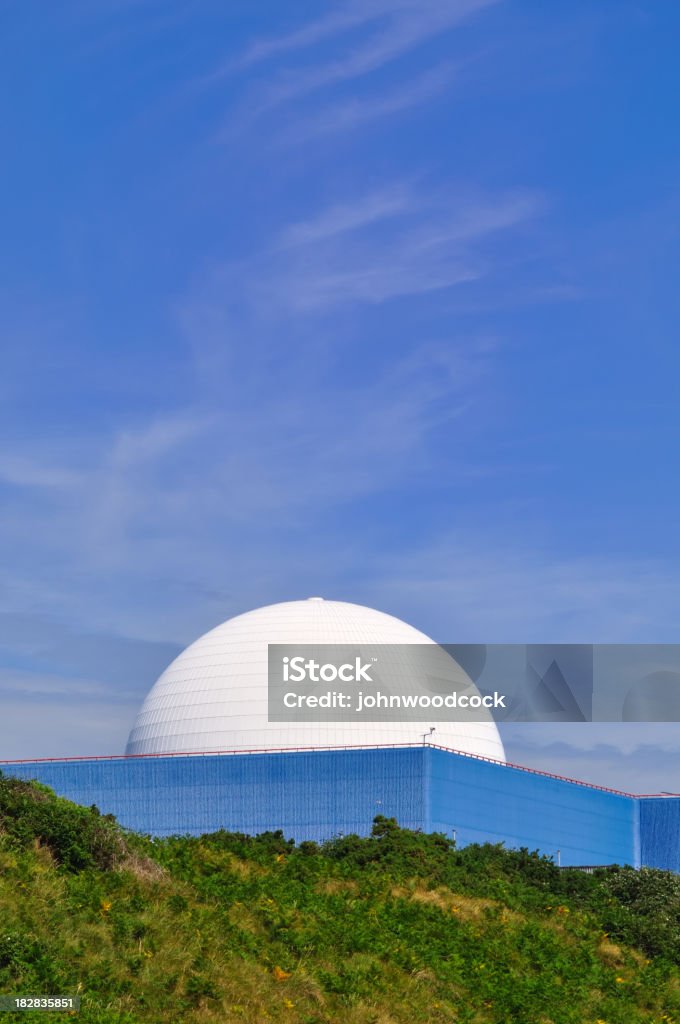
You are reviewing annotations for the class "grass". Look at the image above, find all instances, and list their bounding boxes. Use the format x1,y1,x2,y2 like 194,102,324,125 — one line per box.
0,772,679,1023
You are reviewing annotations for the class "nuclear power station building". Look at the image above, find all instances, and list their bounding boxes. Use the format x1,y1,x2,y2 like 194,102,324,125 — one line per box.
2,599,678,871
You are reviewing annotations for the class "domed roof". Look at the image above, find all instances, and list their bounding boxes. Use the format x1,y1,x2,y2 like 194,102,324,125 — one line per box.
125,598,505,761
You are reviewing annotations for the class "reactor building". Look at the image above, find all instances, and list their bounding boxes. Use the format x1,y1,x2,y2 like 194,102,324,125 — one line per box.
2,598,678,871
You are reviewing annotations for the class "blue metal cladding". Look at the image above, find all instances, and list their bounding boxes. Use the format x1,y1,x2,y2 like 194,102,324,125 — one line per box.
639,798,680,871
1,747,674,870
1,748,425,842
426,748,636,868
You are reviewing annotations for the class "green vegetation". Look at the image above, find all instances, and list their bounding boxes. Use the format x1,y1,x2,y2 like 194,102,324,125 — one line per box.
0,773,678,1023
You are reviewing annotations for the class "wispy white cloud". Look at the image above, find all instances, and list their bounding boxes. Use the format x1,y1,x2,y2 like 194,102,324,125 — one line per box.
233,0,398,71
110,412,213,470
0,668,119,699
503,723,680,757
278,255,479,310
282,63,456,142
256,184,542,312
409,194,542,250
0,176,546,645
278,183,415,247
0,454,82,490
246,0,499,107
364,538,680,644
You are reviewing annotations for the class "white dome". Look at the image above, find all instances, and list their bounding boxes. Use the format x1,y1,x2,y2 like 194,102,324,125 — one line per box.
126,598,505,761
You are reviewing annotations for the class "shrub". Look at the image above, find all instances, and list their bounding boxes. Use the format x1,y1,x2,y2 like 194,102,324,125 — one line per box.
0,773,124,871
598,866,680,960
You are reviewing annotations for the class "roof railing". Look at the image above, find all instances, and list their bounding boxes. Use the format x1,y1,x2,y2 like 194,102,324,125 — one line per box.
1,740,670,798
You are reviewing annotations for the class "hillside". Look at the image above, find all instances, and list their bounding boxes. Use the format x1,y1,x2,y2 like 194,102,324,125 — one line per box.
0,772,678,1024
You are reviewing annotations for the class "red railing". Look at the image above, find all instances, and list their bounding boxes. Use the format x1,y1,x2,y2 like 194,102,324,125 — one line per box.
0,741,665,798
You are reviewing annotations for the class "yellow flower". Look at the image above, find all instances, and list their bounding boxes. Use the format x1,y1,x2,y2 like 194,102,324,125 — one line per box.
615,976,625,983
283,999,294,1009
100,899,112,913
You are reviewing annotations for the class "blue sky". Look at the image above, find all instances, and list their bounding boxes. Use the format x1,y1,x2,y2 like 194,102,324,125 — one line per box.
1,0,679,788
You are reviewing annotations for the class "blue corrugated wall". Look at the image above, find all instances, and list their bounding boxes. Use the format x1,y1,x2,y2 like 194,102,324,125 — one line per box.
426,748,636,867
1,748,425,842
639,797,680,871
1,748,675,870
